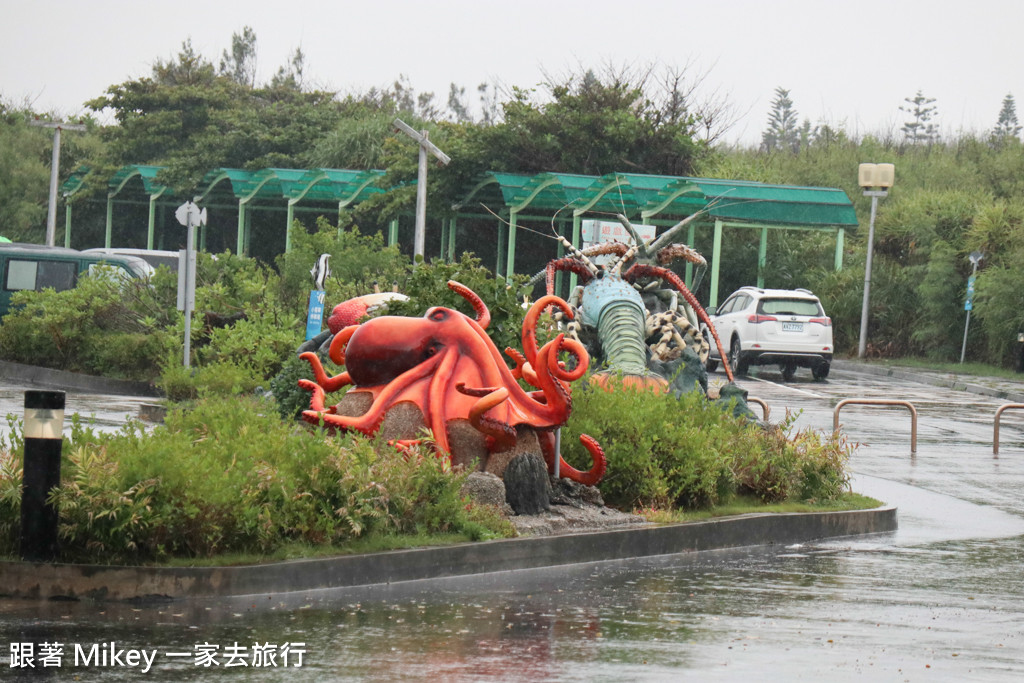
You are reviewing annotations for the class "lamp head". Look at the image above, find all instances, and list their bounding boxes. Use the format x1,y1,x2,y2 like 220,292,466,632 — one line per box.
858,163,895,189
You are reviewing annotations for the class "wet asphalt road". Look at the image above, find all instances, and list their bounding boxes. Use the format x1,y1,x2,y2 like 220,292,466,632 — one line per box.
2,366,1024,681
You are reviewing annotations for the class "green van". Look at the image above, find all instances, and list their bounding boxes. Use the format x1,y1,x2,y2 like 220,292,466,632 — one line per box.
0,243,153,321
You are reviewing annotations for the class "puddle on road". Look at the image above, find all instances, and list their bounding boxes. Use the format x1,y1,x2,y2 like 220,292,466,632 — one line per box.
850,474,1024,546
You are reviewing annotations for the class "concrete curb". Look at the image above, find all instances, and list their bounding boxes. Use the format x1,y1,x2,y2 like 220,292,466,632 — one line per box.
0,506,896,602
0,360,159,397
833,359,1024,404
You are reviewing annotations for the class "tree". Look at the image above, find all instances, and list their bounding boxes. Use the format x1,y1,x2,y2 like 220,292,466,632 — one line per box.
761,87,800,153
270,47,306,91
446,83,471,123
87,34,343,192
900,90,938,145
0,101,50,241
991,93,1021,147
219,26,258,88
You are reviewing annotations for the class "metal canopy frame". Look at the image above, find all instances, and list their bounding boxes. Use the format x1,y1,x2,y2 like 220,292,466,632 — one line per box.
451,171,858,306
59,165,92,247
104,165,176,250
84,166,389,257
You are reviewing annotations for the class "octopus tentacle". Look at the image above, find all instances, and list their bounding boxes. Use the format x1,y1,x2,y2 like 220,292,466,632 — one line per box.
522,295,574,367
299,352,352,394
300,353,444,432
448,280,490,329
426,349,460,455
504,347,541,387
538,432,607,486
328,325,359,366
624,263,734,383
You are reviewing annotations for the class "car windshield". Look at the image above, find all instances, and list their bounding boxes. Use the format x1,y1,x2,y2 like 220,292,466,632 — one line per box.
758,298,822,316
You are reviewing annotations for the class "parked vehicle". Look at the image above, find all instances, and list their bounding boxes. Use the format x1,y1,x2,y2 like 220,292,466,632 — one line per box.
0,243,151,320
704,286,833,381
84,247,180,273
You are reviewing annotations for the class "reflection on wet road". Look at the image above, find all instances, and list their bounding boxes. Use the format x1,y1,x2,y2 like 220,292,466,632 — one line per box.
2,366,1024,681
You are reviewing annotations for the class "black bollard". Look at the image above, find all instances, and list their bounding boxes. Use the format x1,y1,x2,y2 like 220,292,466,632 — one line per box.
20,390,65,562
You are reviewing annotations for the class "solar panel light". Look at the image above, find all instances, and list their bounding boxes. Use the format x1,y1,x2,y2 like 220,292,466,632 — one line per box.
858,163,895,189
20,390,65,562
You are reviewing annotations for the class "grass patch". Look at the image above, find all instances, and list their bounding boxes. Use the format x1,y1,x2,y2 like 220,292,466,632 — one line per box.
638,492,883,524
865,357,1024,381
151,531,489,568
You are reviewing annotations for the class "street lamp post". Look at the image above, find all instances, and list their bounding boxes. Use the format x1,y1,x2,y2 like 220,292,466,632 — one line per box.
857,163,895,358
28,119,87,247
960,251,983,363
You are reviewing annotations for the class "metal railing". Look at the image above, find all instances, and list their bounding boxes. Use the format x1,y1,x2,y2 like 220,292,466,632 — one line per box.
747,397,770,422
993,403,1024,455
833,398,918,454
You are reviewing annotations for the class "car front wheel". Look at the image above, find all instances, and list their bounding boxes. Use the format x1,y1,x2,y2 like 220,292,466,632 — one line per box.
728,338,749,377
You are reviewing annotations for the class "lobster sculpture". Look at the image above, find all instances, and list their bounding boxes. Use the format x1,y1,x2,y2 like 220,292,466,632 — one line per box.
538,213,734,391
298,280,607,486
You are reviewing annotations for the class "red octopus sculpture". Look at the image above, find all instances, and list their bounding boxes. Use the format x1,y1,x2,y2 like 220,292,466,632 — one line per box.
298,280,606,486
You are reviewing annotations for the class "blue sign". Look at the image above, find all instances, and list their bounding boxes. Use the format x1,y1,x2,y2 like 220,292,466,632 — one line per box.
965,275,976,311
305,290,326,341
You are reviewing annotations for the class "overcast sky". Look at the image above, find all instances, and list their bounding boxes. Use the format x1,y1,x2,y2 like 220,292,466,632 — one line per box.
3,0,1022,146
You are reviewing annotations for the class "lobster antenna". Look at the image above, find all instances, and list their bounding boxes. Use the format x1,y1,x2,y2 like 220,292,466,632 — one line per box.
614,213,645,251
556,233,600,276
646,211,703,255
611,244,639,275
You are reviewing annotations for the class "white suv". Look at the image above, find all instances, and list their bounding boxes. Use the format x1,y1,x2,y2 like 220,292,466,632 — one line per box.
705,287,833,381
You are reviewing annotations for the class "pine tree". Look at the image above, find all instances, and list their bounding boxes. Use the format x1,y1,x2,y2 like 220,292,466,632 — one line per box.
991,93,1021,146
761,87,800,152
900,90,938,144
218,27,258,88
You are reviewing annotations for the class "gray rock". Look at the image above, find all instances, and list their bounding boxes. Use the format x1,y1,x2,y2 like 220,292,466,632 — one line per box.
461,471,508,510
503,452,552,515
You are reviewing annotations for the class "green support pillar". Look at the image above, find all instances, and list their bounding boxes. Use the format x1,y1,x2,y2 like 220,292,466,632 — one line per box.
105,196,113,248
285,202,295,253
447,218,456,261
496,222,507,277
757,226,768,288
388,219,398,247
505,211,518,281
569,214,582,293
236,202,247,256
709,219,724,309
834,227,845,271
147,195,158,250
685,221,696,287
440,218,449,261
244,210,252,255
64,204,72,248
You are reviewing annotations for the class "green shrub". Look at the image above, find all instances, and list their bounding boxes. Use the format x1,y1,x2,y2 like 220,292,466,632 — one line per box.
275,217,408,313
0,398,513,564
562,378,852,511
0,271,175,380
385,253,534,357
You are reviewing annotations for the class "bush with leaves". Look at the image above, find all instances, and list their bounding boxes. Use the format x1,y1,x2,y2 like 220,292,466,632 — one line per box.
0,398,515,564
384,253,534,358
275,216,408,313
561,377,851,511
0,268,177,380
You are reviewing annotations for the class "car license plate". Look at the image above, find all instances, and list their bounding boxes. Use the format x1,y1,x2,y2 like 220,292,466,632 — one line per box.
782,322,804,332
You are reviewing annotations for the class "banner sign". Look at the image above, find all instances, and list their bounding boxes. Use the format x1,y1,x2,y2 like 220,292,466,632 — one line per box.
305,290,326,341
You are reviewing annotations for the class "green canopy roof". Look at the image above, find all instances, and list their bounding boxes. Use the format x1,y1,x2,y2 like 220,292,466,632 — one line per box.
454,171,857,228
